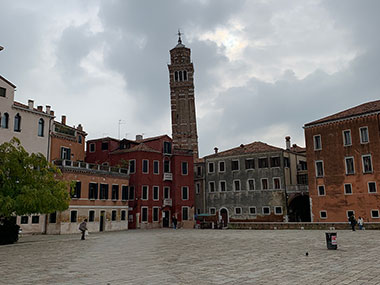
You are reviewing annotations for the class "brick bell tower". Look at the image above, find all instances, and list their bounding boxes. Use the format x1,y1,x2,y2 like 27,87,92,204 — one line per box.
168,31,199,159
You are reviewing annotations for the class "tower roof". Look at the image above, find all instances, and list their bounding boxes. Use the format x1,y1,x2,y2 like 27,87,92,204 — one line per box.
174,29,185,48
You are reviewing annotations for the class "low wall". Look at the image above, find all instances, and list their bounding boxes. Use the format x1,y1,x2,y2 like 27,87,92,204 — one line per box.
228,222,380,230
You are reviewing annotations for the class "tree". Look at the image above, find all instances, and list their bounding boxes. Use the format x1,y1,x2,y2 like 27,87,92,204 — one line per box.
0,138,70,218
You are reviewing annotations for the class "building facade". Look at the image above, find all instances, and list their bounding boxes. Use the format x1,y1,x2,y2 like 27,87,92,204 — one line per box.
305,100,380,222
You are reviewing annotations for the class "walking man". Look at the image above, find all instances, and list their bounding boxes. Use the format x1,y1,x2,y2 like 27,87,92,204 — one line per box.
79,219,88,240
348,215,356,231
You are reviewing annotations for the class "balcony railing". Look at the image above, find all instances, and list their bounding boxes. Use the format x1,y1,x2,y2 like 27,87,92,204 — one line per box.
163,172,173,181
285,185,309,193
53,160,129,175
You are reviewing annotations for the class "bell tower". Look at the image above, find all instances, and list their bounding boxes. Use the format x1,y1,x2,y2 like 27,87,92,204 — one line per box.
168,31,199,159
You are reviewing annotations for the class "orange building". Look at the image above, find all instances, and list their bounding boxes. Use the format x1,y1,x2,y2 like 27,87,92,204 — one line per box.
304,100,380,223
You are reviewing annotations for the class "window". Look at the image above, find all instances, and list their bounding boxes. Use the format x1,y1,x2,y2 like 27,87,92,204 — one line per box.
153,186,159,200
245,158,255,170
209,181,215,193
70,211,77,223
368,182,377,193
275,207,283,215
89,210,95,222
49,212,57,223
142,186,148,200
121,210,126,221
174,71,178,81
182,186,189,200
247,179,255,191
129,160,136,173
183,70,188,81
164,160,170,173
153,160,159,174
142,159,149,174
209,208,216,215
122,185,129,201
344,184,352,195
38,119,44,137
78,135,82,144
343,130,351,146
141,207,148,223
89,143,95,152
112,210,117,221
231,160,239,171
273,178,281,189
318,185,325,196
362,155,373,173
345,157,355,175
261,178,268,190
153,207,159,222
233,180,241,191
100,184,109,200
270,157,280,167
14,113,21,132
32,216,39,224
112,185,119,200
1,113,9,129
182,207,189,220
21,216,28,224
315,161,324,177
0,87,6,97
71,181,81,198
196,166,202,176
101,142,109,150
196,183,200,194
314,135,322,150
262,207,270,215
60,147,71,160
219,181,226,192
371,210,379,218
181,162,188,175
164,187,170,199
360,127,369,143
258,158,268,168
234,207,242,215
129,186,135,200
163,141,172,154
347,210,355,219
249,207,256,215
208,162,214,173
89,183,98,199
219,161,225,172
320,211,327,219
284,157,290,168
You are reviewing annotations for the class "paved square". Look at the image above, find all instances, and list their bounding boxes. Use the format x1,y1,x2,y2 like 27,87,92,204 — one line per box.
1,229,380,284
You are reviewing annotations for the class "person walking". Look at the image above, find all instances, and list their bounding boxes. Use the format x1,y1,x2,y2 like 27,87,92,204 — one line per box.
358,216,364,230
79,219,88,240
348,215,356,231
172,216,177,230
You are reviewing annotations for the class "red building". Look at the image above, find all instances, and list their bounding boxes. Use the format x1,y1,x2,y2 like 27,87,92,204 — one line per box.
304,100,380,223
86,135,195,229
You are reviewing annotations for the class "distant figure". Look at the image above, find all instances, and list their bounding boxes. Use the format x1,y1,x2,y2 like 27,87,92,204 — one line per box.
358,216,364,230
172,216,178,229
79,219,88,240
348,215,356,231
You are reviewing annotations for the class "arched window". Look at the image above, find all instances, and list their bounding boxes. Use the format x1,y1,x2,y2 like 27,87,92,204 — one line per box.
183,70,188,81
14,113,21,132
78,135,82,144
1,113,9,129
38,118,44,137
174,71,178,82
179,71,183,81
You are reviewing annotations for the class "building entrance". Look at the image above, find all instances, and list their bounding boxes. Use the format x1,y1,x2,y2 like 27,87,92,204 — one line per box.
163,210,170,227
220,208,228,227
100,211,105,231
288,195,311,222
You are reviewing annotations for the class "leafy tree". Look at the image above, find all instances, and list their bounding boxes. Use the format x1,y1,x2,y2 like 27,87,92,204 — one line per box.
0,138,70,218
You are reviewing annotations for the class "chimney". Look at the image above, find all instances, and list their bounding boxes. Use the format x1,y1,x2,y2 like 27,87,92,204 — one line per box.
285,136,291,150
77,124,83,131
28,99,34,109
214,147,218,154
61,115,66,125
50,110,55,116
45,105,51,114
240,144,245,148
136,134,143,141
37,105,43,112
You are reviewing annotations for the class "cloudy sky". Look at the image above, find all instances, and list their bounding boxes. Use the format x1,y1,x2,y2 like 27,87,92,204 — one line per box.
1,0,379,156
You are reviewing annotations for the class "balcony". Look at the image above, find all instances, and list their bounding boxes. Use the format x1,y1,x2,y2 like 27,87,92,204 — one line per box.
285,185,309,194
163,199,172,207
53,160,129,176
163,172,173,181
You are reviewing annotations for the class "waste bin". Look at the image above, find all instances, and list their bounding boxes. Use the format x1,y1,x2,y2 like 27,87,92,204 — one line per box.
325,232,337,250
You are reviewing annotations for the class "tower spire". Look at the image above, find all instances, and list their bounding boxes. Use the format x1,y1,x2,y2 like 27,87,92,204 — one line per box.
177,29,182,44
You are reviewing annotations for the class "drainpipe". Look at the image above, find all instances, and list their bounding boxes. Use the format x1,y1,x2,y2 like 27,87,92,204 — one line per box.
44,114,54,234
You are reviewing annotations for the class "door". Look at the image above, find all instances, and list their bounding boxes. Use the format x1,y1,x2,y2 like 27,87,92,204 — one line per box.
220,209,228,227
100,211,105,232
163,210,170,227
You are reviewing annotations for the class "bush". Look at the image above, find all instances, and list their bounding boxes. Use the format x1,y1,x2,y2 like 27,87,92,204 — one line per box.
0,218,20,245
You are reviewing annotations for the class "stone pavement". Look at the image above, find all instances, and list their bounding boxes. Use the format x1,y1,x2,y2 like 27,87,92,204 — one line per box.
1,229,380,285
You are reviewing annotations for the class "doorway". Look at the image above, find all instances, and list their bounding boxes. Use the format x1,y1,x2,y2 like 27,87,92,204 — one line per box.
163,210,170,227
288,195,311,222
220,208,228,227
100,211,105,232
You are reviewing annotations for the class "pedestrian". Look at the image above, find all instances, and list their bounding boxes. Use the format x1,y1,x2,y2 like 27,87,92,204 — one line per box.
358,216,364,230
172,216,177,229
79,219,88,240
348,214,356,231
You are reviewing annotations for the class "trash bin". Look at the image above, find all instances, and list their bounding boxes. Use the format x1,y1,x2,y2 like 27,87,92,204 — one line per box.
325,232,337,250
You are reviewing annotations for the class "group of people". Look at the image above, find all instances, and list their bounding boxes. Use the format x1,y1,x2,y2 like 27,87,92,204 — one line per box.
348,215,364,231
